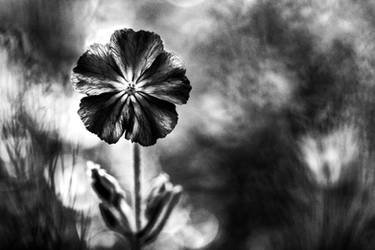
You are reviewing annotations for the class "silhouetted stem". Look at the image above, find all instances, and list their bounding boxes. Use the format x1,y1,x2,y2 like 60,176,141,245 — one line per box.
133,143,141,250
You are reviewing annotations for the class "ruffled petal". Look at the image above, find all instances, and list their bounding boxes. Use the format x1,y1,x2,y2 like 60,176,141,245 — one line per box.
72,44,125,96
137,52,191,105
124,93,177,146
78,92,128,144
110,29,163,83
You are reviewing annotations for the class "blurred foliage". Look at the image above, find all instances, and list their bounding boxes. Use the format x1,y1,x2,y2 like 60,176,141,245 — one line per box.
0,27,88,250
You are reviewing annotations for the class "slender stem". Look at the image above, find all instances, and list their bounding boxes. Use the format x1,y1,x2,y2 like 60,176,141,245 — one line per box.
133,143,141,250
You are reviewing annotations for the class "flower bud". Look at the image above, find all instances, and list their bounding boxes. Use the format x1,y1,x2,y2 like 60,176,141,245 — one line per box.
140,174,183,244
99,203,132,236
147,173,169,201
87,161,125,207
145,174,171,220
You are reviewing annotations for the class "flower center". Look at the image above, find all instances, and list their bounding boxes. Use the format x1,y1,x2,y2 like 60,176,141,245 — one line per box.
125,82,136,94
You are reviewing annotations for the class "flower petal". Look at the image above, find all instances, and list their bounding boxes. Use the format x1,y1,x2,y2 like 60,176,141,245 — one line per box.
124,97,155,146
110,29,164,83
72,44,125,96
137,52,191,105
124,93,178,146
136,93,178,138
78,92,128,144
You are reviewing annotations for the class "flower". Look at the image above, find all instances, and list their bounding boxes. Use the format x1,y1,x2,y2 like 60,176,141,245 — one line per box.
72,29,191,146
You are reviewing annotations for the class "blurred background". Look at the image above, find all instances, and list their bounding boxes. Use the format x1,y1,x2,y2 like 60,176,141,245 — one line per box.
2,0,375,249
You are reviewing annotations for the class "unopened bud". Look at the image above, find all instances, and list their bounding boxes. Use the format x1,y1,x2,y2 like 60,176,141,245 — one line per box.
99,203,132,236
146,174,169,204
140,175,183,244
145,176,173,220
87,161,125,207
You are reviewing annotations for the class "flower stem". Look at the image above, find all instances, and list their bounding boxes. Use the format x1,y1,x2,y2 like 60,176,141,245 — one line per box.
133,143,141,250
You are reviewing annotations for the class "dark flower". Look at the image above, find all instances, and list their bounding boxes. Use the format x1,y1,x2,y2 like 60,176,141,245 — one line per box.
72,29,191,146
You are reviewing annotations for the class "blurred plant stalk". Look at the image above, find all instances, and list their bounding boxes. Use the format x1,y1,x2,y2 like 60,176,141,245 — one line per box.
88,159,182,250
132,143,142,250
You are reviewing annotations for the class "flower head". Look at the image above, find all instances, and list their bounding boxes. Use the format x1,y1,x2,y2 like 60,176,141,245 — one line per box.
72,29,191,146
